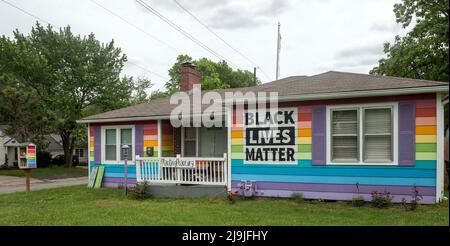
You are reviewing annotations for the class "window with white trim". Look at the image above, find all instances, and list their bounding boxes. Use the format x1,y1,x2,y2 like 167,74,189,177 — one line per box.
102,126,134,163
328,104,397,165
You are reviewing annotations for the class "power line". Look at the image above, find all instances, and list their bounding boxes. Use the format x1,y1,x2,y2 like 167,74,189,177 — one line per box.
172,0,271,80
1,0,165,80
89,0,181,54
1,0,52,26
136,0,240,69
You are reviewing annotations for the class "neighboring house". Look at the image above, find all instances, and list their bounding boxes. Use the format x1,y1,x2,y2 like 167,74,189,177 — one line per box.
78,63,448,204
0,125,88,167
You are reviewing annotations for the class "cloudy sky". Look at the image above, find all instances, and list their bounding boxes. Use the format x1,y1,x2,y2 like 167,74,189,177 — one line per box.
0,0,408,92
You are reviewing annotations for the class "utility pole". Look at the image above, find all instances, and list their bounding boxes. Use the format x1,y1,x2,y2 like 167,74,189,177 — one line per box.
275,22,281,80
253,67,257,85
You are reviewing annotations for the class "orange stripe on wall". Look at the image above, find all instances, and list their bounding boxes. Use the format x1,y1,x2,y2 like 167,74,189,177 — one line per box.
144,140,158,146
298,129,312,137
416,117,436,126
416,126,436,135
232,130,243,138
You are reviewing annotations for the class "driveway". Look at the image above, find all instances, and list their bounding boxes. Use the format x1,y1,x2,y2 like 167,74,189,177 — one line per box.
0,175,87,194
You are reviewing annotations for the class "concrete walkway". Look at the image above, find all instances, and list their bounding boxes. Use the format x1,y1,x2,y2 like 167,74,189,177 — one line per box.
0,176,87,194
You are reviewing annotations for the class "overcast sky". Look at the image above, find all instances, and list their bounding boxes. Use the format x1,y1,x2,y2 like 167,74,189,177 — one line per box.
0,0,408,92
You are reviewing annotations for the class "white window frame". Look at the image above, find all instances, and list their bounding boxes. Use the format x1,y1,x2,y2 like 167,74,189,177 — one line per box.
181,126,198,157
326,102,398,166
101,125,135,164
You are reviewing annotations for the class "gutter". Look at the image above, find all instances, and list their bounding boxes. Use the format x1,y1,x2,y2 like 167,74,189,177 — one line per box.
77,85,449,124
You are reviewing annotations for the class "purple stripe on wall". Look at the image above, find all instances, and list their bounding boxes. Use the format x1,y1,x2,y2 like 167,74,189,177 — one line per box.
231,189,435,204
135,124,144,157
398,101,416,166
231,181,435,196
312,105,326,165
103,177,137,184
94,126,101,164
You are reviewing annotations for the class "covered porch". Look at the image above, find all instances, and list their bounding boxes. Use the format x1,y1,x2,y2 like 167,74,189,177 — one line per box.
135,123,229,187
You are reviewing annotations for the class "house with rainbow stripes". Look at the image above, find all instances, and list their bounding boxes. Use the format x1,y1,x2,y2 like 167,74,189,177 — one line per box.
78,63,448,203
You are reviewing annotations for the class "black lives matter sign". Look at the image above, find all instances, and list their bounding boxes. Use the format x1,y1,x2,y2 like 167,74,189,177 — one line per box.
244,108,297,164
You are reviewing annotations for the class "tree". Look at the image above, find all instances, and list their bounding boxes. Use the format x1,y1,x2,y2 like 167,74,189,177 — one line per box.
0,22,151,167
370,0,449,82
164,54,260,93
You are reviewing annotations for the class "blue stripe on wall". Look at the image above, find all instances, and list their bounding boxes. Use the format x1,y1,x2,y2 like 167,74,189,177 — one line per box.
232,174,435,186
231,160,436,169
232,166,435,178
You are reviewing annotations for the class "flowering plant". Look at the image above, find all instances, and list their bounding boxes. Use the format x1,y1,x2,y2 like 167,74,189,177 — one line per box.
371,191,393,208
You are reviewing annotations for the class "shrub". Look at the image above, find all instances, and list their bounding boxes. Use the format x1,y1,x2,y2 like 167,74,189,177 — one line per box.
129,181,151,200
291,193,304,203
352,196,365,207
36,150,52,168
402,185,423,211
371,191,393,208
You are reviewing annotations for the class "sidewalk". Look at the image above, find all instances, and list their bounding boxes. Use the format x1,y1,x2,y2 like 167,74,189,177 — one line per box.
0,175,87,194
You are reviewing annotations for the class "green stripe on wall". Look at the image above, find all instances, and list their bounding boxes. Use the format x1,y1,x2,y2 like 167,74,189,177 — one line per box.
296,152,312,160
232,152,245,159
232,145,243,153
416,143,436,152
297,144,312,153
416,152,436,160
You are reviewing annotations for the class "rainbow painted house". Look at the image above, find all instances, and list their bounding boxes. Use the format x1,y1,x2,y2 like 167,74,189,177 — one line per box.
78,63,448,204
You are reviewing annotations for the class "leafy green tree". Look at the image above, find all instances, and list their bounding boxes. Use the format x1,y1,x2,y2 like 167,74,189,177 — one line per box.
164,54,259,93
0,22,151,167
370,0,449,82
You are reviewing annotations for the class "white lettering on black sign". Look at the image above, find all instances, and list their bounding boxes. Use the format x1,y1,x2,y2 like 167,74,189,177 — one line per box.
244,108,297,164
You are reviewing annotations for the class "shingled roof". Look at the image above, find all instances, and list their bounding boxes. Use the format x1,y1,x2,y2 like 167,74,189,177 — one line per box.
80,71,448,122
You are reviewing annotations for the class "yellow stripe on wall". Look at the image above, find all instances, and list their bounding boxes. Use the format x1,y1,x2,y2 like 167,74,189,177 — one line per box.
231,138,244,145
298,137,312,144
416,135,436,143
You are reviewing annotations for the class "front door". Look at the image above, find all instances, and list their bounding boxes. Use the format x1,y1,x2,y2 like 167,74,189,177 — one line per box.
199,127,227,157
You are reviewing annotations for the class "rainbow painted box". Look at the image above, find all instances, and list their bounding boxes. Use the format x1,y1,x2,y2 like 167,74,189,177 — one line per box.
78,65,448,204
18,143,37,169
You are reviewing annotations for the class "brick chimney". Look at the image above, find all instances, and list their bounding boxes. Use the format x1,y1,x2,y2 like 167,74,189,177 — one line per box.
179,62,201,91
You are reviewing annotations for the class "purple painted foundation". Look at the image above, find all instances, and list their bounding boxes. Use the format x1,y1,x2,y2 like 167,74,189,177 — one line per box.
231,189,436,204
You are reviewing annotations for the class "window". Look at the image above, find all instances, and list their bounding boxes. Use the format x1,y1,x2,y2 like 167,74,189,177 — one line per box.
331,109,359,162
183,127,197,157
328,104,397,165
102,126,134,163
75,149,85,158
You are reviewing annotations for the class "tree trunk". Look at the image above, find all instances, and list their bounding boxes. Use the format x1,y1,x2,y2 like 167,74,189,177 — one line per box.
60,130,75,168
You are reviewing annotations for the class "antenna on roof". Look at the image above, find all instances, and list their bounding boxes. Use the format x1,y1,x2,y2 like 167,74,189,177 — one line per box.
275,22,281,80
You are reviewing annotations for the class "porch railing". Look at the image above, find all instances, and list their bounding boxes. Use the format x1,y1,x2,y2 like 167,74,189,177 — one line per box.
135,154,228,185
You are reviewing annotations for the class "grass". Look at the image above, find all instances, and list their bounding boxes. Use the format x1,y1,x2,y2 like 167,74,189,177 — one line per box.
0,166,87,180
0,185,447,226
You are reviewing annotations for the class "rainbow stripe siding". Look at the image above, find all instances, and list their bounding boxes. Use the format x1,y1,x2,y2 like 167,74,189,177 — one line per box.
415,98,437,161
231,95,438,204
143,122,158,157
297,106,312,160
89,126,95,165
161,120,174,157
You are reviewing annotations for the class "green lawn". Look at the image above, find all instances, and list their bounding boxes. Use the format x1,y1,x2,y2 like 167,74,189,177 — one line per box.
0,185,447,226
0,166,87,180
